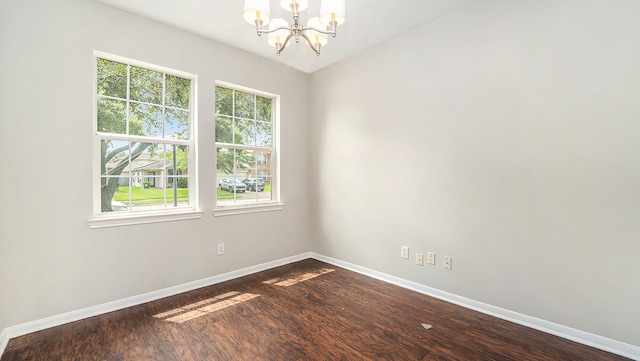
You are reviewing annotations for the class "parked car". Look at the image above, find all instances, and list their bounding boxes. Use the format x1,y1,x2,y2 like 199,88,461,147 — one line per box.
242,177,265,191
218,178,246,193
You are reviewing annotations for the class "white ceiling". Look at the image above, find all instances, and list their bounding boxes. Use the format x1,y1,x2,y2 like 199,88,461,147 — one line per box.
95,0,475,73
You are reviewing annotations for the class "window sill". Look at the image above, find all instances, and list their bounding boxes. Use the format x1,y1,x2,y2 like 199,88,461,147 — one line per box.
213,202,284,217
88,209,204,229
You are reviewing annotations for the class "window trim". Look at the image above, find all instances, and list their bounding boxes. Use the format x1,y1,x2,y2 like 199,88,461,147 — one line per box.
213,80,283,215
88,210,204,229
89,51,201,228
213,203,284,217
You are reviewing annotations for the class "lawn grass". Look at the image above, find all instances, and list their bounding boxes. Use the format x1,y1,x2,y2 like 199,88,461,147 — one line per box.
114,186,188,205
217,188,238,200
114,186,257,205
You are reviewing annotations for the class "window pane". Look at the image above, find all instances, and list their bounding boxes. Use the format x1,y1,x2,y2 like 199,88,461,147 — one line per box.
130,66,163,104
235,149,254,174
165,108,189,140
234,91,254,119
237,119,256,146
97,59,127,99
97,97,126,134
166,182,189,207
232,151,272,203
130,103,162,137
215,116,233,143
216,147,233,174
167,144,189,178
262,174,273,201
101,140,132,212
103,177,131,212
102,141,190,212
216,148,253,205
256,120,272,147
216,87,233,116
101,140,130,176
166,74,190,109
257,96,271,121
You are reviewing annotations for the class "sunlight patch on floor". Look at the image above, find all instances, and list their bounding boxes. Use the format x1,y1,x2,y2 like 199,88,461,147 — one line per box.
263,268,335,286
153,292,260,323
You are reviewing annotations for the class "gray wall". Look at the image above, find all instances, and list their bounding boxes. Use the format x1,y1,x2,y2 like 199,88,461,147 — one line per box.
310,0,640,347
0,0,311,329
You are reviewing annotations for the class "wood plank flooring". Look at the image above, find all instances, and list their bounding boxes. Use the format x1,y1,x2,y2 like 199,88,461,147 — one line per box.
1,259,630,360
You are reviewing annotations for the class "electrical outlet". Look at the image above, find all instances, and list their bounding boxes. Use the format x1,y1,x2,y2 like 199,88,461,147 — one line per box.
401,246,409,259
427,252,435,265
217,243,225,256
416,253,424,266
443,256,452,270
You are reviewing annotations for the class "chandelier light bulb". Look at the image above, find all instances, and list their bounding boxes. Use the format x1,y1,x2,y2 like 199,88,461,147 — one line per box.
305,17,328,47
267,18,291,50
319,0,346,28
243,0,271,28
280,0,309,13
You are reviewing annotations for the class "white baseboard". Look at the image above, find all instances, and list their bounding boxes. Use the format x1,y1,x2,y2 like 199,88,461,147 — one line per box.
0,328,8,358
0,252,312,356
311,253,640,361
1,252,638,360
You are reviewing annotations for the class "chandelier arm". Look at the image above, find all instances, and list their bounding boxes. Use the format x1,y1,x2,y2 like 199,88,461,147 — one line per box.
300,27,337,37
276,33,295,55
259,26,293,35
300,33,321,56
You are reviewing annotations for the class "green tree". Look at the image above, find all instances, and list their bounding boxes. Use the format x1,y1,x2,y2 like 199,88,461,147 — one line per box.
166,145,189,174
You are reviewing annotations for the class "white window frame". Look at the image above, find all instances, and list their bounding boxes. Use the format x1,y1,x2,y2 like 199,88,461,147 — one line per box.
88,51,202,228
213,80,283,216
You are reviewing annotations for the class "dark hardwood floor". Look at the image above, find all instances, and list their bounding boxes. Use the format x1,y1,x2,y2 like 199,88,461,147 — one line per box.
1,259,630,360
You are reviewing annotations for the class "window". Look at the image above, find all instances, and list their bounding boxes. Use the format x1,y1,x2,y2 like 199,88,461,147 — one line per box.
257,154,267,165
215,83,280,213
90,52,201,227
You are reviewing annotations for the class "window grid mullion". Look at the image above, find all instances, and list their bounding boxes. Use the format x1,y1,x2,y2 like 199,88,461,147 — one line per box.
126,64,132,198
97,132,191,146
215,143,272,152
97,94,188,113
161,73,167,202
232,89,236,145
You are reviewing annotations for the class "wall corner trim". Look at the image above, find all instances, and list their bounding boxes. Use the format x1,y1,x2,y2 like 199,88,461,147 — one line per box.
310,253,640,361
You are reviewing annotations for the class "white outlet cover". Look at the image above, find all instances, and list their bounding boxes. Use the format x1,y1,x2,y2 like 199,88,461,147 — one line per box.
443,256,452,270
427,252,435,265
401,246,409,259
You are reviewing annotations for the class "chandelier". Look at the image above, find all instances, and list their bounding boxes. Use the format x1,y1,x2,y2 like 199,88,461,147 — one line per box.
243,0,346,56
